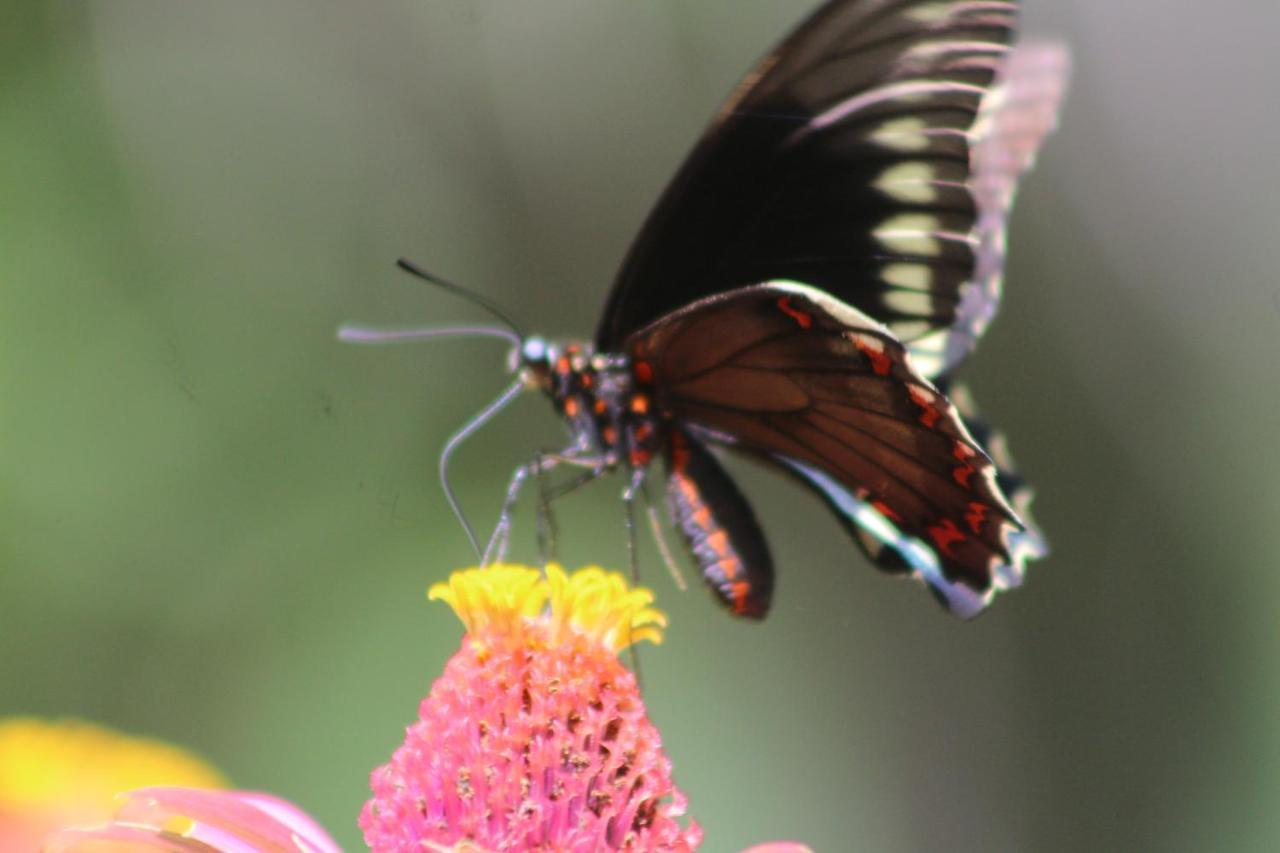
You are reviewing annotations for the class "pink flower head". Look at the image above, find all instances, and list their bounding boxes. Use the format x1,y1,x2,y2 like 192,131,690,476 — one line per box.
360,564,700,852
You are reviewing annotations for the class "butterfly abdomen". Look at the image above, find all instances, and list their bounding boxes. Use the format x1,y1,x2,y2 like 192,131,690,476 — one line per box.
664,428,774,619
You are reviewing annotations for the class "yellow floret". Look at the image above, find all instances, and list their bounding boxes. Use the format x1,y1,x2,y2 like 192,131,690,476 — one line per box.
546,565,667,652
429,564,667,654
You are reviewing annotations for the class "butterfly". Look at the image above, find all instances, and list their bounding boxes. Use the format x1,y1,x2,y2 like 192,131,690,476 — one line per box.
346,0,1067,619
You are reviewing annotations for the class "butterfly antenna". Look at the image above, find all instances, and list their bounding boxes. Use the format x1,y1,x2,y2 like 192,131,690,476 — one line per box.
396,257,526,340
337,323,520,347
439,378,525,560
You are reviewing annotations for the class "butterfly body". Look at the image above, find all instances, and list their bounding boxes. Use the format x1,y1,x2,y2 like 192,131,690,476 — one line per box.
517,330,777,617
362,0,1068,620
518,337,660,470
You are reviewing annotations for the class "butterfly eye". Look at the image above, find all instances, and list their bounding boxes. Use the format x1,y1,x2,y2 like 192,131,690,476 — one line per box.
521,336,548,365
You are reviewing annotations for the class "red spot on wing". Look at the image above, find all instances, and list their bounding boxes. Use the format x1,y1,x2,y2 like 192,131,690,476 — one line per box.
730,581,752,614
964,501,990,534
951,440,978,487
633,360,654,384
629,447,652,467
871,499,903,524
853,335,893,376
908,385,941,428
776,296,814,329
926,518,967,558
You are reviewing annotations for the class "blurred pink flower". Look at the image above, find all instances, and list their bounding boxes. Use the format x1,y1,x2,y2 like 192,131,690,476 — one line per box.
45,786,340,852
0,717,226,850
47,565,810,853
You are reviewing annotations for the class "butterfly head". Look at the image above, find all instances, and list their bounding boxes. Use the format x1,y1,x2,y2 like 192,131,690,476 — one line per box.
513,335,555,391
515,336,599,392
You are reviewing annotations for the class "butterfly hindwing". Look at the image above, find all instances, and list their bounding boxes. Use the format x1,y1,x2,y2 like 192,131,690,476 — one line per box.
628,282,1025,606
940,379,1048,577
769,379,1045,617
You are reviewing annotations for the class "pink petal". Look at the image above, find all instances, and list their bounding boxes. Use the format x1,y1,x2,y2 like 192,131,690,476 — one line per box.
44,824,213,852
230,793,341,853
739,844,815,853
44,787,340,853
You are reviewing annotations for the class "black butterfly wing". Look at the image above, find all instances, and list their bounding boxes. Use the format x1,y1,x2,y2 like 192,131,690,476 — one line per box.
628,282,1025,612
941,42,1069,374
599,0,1062,378
768,379,1045,616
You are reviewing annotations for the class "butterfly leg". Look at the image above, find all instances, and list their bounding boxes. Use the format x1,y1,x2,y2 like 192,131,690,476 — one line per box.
620,467,649,588
483,444,615,566
532,450,617,568
533,465,612,566
641,476,687,592
620,466,652,679
532,451,556,566
484,457,555,566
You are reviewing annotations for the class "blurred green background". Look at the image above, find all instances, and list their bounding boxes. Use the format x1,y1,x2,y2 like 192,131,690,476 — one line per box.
3,1,1278,850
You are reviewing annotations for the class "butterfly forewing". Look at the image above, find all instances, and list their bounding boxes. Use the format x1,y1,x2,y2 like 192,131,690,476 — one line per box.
597,0,1027,374
628,282,1024,606
913,41,1070,375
